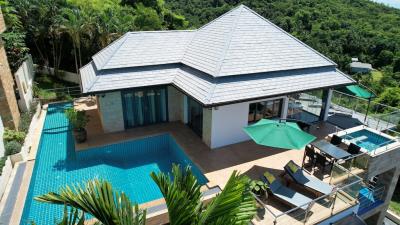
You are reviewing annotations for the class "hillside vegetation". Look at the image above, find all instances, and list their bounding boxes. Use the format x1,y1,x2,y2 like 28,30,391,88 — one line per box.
166,0,400,107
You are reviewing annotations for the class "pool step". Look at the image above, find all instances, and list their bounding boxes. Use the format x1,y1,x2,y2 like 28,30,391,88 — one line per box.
0,162,27,225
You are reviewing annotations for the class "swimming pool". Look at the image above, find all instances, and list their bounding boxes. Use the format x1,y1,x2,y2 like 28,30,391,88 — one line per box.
20,103,207,224
340,128,394,152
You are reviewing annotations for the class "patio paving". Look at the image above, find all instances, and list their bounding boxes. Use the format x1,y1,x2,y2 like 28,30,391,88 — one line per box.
74,103,358,225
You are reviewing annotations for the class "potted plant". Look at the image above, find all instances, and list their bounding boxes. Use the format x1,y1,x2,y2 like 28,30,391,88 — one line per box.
65,108,89,143
250,179,268,199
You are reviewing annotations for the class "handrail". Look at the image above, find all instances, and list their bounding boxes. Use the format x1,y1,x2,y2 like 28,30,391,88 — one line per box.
274,164,362,219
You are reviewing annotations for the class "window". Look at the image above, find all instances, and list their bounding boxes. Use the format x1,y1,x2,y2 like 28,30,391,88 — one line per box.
248,99,283,123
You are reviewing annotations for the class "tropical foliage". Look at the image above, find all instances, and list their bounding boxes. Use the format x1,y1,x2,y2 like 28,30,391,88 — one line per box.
35,179,147,225
151,165,256,225
166,0,400,107
35,165,257,224
2,0,188,74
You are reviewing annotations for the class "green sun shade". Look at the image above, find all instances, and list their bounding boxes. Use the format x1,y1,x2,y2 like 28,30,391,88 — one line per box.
243,119,316,150
344,85,375,99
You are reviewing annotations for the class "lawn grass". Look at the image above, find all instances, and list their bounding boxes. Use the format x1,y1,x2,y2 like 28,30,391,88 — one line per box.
371,70,383,82
389,182,400,215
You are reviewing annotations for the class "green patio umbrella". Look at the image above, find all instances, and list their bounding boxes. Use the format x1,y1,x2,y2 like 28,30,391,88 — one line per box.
243,119,316,150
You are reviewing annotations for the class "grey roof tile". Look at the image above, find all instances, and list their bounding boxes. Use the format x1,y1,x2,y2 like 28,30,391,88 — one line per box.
80,4,354,105
80,63,354,106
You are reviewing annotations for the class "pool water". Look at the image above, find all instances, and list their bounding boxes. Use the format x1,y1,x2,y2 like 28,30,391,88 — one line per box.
341,129,394,152
20,103,207,224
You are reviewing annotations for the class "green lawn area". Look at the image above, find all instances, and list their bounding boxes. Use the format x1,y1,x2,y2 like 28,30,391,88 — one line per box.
371,70,383,82
389,182,400,215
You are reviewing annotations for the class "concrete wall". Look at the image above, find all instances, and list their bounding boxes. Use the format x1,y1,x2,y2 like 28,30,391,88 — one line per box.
97,92,124,133
361,147,400,225
35,66,80,84
0,44,20,129
14,55,35,112
209,96,287,149
167,86,184,122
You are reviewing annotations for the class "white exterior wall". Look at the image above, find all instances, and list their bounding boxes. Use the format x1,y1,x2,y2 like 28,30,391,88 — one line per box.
97,91,125,133
209,96,287,149
14,55,34,112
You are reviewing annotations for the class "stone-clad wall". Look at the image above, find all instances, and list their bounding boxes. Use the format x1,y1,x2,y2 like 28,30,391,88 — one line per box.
97,91,124,133
0,44,20,129
0,11,5,33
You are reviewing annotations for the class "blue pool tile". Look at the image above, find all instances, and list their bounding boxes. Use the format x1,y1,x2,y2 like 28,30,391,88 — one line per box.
20,103,207,224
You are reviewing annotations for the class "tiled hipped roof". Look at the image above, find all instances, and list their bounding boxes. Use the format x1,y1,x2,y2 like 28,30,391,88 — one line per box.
80,5,354,106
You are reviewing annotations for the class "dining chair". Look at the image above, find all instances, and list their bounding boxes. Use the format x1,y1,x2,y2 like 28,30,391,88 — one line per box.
347,143,361,155
330,135,342,146
304,145,316,166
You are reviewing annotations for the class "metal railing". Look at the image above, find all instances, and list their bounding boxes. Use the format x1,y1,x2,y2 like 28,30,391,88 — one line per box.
331,90,400,134
34,85,83,104
254,164,363,225
358,185,385,211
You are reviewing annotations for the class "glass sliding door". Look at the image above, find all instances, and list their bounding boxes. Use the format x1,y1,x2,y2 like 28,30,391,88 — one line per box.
122,87,168,128
187,97,203,137
248,98,283,123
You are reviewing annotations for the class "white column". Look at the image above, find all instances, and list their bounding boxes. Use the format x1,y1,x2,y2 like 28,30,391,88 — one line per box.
323,89,333,121
281,96,289,119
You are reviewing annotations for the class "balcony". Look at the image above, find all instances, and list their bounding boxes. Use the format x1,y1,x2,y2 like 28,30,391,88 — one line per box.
252,163,363,225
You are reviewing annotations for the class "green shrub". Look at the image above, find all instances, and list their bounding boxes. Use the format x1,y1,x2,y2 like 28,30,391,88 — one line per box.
65,108,89,130
0,156,7,176
3,128,26,144
4,140,22,156
19,112,32,133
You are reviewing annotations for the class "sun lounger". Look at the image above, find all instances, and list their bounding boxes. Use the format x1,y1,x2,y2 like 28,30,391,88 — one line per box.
284,160,334,196
263,171,313,210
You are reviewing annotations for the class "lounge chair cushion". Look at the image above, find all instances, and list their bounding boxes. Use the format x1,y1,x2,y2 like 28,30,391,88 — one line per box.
287,161,299,174
285,161,334,195
273,185,313,210
263,171,281,192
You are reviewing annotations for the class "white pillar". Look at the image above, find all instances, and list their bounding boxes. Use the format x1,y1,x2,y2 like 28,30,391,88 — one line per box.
322,89,333,121
281,96,289,119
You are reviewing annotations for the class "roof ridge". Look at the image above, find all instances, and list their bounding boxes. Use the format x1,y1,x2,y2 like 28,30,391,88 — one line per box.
241,5,337,67
92,33,129,70
181,5,244,63
102,34,131,69
213,5,244,77
195,4,244,31
127,30,195,34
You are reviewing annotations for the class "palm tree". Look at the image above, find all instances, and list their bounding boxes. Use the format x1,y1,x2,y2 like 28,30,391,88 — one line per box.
35,179,146,225
35,165,256,224
151,165,257,225
59,8,93,74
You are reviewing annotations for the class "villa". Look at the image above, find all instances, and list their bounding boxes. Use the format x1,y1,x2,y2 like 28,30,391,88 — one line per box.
2,4,400,225
80,5,354,149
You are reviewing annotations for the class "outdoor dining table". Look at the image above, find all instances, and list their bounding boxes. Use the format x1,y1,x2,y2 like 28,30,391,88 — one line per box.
311,139,351,161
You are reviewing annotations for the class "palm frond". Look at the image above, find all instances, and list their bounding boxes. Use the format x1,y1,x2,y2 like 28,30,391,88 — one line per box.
151,164,202,225
34,179,146,225
56,205,85,225
198,171,256,225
